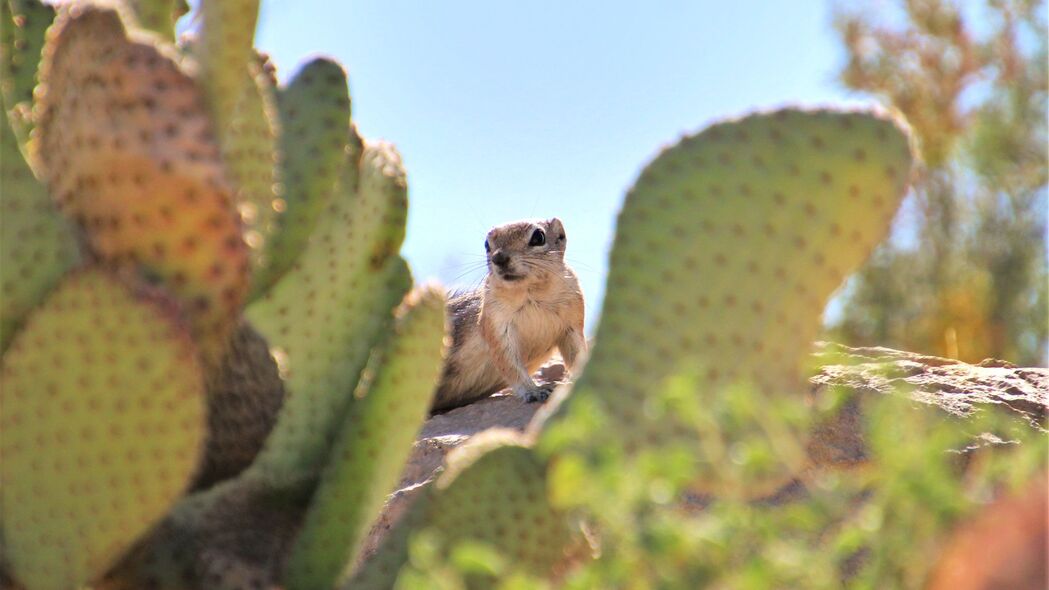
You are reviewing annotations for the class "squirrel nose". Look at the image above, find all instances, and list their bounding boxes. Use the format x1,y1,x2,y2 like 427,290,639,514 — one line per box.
491,251,510,268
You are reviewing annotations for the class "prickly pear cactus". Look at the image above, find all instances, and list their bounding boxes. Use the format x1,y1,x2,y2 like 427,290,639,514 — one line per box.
249,57,354,294
125,0,182,41
0,0,54,146
218,52,280,275
246,139,412,486
424,431,578,579
34,5,250,364
539,107,916,496
0,91,78,352
1,1,446,588
285,285,448,590
0,269,206,590
192,0,259,136
346,432,577,589
341,489,434,590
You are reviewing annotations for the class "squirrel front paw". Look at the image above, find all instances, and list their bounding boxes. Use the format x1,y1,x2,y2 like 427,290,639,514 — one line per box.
518,382,555,404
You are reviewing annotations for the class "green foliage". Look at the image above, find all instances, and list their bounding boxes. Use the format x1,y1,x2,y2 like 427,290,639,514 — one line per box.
833,0,1048,365
0,269,206,589
286,286,448,590
540,375,1046,589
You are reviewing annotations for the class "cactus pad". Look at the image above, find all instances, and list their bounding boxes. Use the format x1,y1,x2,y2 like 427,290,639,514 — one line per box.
0,91,79,352
340,490,434,590
34,6,250,362
541,107,915,495
192,0,260,133
422,431,577,578
0,0,54,145
285,286,448,590
0,269,206,589
250,58,354,294
224,54,280,277
125,0,179,41
246,140,412,485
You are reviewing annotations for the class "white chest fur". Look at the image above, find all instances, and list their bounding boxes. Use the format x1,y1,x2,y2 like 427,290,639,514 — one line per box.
486,290,566,366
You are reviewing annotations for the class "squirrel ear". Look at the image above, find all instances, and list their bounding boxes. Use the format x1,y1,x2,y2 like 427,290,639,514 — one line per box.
548,218,566,241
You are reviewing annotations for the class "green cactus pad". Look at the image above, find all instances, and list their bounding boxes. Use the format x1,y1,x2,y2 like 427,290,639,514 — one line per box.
250,58,354,295
196,319,286,489
0,91,79,352
225,54,280,277
285,286,448,590
421,431,577,579
539,107,915,496
125,0,179,41
34,6,250,363
192,0,259,134
0,0,54,146
245,139,412,486
0,269,206,590
340,490,434,590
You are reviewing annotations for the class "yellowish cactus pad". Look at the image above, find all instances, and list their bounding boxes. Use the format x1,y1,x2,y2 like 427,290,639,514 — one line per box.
0,269,206,590
35,6,250,363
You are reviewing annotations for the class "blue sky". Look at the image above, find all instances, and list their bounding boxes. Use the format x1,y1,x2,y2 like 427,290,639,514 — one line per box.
250,1,870,330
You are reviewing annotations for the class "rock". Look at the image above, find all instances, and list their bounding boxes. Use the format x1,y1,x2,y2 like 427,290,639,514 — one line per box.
356,345,1048,563
354,361,564,565
808,342,1047,467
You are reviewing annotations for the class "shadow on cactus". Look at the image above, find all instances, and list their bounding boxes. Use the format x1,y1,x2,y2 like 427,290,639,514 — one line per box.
1,1,1044,589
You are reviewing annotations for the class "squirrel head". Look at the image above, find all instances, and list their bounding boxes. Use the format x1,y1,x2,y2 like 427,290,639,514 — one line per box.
484,218,567,285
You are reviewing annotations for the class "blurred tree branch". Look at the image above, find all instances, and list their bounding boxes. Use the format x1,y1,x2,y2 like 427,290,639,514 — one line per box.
831,0,1048,365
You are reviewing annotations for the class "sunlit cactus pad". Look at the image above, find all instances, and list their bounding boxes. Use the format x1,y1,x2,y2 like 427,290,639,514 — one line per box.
541,106,916,494
192,0,259,135
285,285,448,590
220,52,280,274
251,57,355,293
34,5,249,361
246,140,411,485
0,269,206,589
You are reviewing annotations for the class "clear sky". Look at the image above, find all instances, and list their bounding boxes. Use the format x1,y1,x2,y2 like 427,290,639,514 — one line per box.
250,1,868,330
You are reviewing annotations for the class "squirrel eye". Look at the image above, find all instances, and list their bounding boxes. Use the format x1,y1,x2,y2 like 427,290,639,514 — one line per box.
484,240,491,252
528,229,546,247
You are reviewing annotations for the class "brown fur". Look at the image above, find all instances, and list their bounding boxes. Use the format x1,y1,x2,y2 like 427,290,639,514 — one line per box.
432,218,586,412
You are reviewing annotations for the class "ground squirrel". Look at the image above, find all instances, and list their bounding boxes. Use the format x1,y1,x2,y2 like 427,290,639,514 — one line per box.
432,218,586,412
